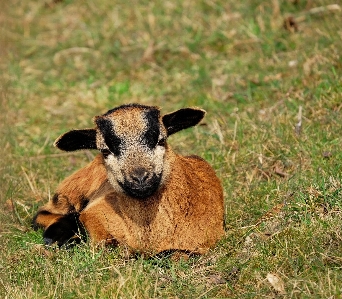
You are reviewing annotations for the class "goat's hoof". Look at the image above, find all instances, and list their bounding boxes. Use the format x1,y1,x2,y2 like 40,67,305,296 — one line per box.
43,213,86,248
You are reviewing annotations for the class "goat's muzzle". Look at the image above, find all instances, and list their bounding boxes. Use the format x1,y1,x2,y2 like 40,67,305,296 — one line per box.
119,168,162,199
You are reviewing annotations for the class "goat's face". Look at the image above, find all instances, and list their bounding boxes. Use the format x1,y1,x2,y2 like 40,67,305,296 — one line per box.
94,105,167,199
54,104,206,200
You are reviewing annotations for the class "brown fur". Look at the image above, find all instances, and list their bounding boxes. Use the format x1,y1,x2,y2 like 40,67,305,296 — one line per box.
34,150,224,254
33,105,225,254
34,155,111,228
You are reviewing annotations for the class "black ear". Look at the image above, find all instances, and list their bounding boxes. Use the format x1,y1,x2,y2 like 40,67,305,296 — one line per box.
162,108,206,136
54,129,97,151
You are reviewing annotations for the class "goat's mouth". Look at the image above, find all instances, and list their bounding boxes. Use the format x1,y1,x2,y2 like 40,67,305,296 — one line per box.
118,173,162,199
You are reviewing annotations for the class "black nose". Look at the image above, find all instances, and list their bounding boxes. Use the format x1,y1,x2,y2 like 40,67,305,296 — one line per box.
119,171,162,199
130,167,149,185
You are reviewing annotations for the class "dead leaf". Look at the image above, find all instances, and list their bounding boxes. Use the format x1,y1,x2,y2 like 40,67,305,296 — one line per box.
266,273,286,294
32,244,54,258
322,151,332,159
284,4,341,33
207,274,226,285
5,199,14,211
273,160,289,178
283,16,298,32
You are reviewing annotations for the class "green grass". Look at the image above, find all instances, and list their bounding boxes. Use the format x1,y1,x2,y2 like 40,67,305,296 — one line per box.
1,0,341,298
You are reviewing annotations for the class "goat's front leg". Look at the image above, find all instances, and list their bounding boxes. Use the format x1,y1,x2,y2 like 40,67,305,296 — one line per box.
32,154,111,247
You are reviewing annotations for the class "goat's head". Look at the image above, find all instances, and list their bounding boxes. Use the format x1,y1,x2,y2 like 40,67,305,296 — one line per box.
54,104,205,199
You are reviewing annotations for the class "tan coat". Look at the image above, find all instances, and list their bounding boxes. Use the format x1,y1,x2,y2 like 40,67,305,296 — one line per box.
33,104,225,254
35,150,224,254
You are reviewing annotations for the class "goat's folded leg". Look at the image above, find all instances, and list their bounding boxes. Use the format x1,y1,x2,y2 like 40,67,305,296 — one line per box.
32,154,110,247
39,212,86,247
79,197,122,247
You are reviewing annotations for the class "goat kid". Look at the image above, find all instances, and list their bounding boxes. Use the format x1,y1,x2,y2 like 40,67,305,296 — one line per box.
33,104,224,255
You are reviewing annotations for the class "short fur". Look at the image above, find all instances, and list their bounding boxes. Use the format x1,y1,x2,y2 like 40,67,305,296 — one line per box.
33,104,224,254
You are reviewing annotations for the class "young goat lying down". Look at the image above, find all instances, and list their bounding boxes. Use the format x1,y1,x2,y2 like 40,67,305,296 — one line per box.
33,104,224,255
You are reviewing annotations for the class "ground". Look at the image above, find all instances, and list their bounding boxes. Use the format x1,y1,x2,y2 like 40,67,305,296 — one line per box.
0,0,341,298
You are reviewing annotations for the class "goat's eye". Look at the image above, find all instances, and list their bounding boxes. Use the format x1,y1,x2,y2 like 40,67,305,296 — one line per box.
100,149,111,158
157,138,166,147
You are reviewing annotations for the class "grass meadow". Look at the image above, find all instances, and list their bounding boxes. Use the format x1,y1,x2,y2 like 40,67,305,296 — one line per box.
1,0,342,298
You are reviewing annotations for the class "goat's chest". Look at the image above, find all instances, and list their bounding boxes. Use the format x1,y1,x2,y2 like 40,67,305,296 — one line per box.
116,198,186,251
